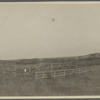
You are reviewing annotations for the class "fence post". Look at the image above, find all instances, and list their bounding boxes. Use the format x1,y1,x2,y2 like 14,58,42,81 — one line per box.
2,66,5,74
64,70,65,77
53,71,55,78
2,67,3,72
29,65,31,72
43,71,44,78
51,64,53,71
13,71,16,76
35,72,37,79
14,66,16,71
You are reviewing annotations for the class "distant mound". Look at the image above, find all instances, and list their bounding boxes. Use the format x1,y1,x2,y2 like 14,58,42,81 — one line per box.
0,58,40,65
0,53,100,67
87,53,100,58
15,58,40,64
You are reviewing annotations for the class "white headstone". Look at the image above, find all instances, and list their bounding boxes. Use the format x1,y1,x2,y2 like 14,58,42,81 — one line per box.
24,69,27,72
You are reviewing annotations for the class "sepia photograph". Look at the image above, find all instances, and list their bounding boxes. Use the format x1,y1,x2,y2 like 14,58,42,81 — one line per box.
0,2,100,97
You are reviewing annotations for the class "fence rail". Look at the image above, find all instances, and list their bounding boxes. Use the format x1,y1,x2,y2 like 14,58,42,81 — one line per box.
35,66,100,79
0,65,100,79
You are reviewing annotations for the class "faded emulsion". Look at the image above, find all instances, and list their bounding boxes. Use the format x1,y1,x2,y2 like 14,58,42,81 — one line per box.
0,3,100,96
51,18,55,22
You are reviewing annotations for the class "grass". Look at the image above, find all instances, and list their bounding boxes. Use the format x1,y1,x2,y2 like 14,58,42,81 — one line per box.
0,53,100,96
0,67,100,96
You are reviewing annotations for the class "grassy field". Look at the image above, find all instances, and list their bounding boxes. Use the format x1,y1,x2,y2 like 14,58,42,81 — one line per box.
0,53,100,96
0,66,100,96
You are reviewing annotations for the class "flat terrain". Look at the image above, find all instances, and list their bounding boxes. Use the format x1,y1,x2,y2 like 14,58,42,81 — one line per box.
0,66,100,96
0,53,100,96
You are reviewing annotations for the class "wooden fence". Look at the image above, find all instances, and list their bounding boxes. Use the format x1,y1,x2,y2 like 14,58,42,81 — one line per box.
0,65,100,78
35,66,100,79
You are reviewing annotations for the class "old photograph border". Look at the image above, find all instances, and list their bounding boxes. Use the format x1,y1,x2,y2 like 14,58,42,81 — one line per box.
0,1,100,99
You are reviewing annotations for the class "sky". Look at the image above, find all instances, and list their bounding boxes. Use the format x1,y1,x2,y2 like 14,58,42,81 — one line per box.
0,2,100,60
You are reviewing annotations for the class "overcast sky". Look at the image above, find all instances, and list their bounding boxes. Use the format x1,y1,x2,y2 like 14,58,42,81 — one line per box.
0,3,100,60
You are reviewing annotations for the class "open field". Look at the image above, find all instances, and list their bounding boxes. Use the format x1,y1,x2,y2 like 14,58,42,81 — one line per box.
0,53,100,96
0,66,100,96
